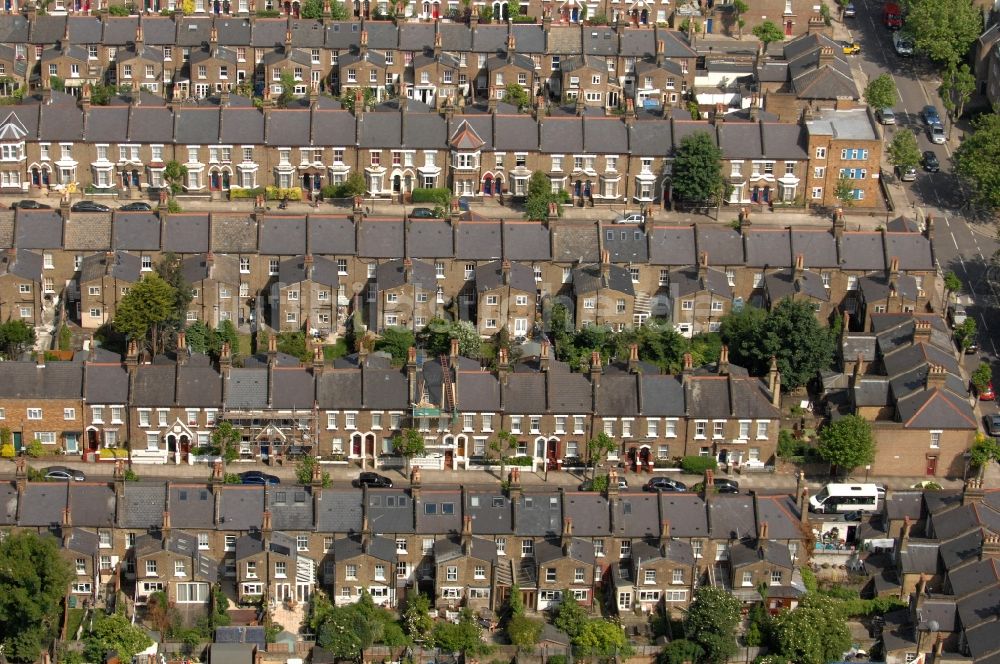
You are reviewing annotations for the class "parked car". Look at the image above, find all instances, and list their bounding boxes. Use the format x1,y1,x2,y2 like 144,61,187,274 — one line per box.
407,207,437,219
580,477,628,491
842,40,862,55
713,478,740,494
892,32,913,56
614,212,645,224
119,201,152,211
922,105,941,126
44,466,86,481
356,472,393,488
643,477,686,492
898,165,917,181
843,2,856,16
876,107,896,125
984,414,1000,437
922,151,940,172
978,381,995,401
10,199,51,210
929,123,946,144
71,200,111,212
239,470,280,486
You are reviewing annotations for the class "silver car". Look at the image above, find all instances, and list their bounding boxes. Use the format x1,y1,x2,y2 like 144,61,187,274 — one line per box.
930,123,946,144
877,108,896,125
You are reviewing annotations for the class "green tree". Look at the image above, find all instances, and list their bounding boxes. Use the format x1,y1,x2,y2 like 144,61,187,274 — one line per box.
944,271,963,300
863,74,897,111
185,320,212,354
955,113,1000,210
507,614,543,653
113,272,176,355
300,0,323,17
506,0,520,18
374,327,416,364
162,160,188,195
432,608,487,656
684,586,742,664
670,131,725,206
295,455,330,487
552,593,589,639
953,317,977,353
0,320,35,359
490,429,518,480
752,20,785,47
573,620,633,660
85,612,154,663
817,414,876,474
970,432,1000,469
211,421,241,464
393,428,426,473
417,318,481,358
903,0,981,67
939,63,975,131
277,70,297,108
505,583,525,620
49,76,65,92
972,361,992,392
277,330,310,361
887,129,922,171
0,532,73,662
214,319,240,358
720,299,836,390
328,0,349,18
155,251,193,336
657,640,705,664
769,595,851,664
586,432,617,479
834,176,856,207
688,332,722,367
504,82,531,111
732,0,748,36
402,591,434,640
524,170,560,221
339,87,377,113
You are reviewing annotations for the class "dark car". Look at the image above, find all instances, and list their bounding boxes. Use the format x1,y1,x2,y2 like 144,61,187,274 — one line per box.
239,470,280,486
119,201,152,211
922,151,940,172
356,472,393,488
985,415,1000,437
71,200,111,212
10,199,51,210
713,478,740,494
44,466,86,481
643,477,687,492
407,207,438,219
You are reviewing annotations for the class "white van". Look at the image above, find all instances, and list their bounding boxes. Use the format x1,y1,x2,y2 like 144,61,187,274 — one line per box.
809,483,881,514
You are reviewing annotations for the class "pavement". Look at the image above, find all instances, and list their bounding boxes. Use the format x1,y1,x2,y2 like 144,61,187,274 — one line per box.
3,456,972,493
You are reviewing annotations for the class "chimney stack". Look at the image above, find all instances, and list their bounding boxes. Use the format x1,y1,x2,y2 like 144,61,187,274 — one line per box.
410,466,422,503
963,477,985,505
900,516,912,553
717,345,729,376
799,488,809,525
925,364,947,391
758,520,769,542
913,319,932,343
461,514,473,554
767,356,781,407
833,207,845,239
628,343,639,374
561,516,573,552
539,341,550,372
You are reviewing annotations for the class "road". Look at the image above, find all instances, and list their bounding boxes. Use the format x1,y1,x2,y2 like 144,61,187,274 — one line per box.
845,0,1000,426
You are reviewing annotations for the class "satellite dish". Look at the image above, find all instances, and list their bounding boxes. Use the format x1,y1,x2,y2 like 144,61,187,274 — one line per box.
928,620,940,632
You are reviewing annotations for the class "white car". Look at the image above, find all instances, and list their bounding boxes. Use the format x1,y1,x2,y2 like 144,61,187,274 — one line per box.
615,212,645,224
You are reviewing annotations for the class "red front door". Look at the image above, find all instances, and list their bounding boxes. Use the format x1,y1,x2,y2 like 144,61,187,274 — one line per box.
784,19,793,35
926,456,938,476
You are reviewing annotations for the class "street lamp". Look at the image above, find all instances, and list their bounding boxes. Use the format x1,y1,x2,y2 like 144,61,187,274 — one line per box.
865,464,871,482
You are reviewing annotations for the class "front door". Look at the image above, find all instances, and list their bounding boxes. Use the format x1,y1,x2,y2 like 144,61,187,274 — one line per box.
639,446,651,469
365,433,376,458
87,430,99,451
706,17,713,32
626,447,637,471
546,439,558,469
785,19,793,35
352,436,362,456
180,435,190,462
12,431,21,453
926,456,938,476
444,450,454,469
483,177,493,196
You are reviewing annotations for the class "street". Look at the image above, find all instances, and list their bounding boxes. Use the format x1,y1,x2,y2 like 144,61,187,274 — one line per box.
845,0,1000,426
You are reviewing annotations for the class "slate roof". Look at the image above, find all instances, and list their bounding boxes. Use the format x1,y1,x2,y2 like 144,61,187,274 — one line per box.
308,216,355,254
367,489,415,534
84,360,130,404
315,488,364,532
112,212,161,251
169,484,216,529
504,221,551,261
119,482,167,529
163,214,211,254
0,362,83,398
15,210,63,249
515,492,563,536
572,263,634,296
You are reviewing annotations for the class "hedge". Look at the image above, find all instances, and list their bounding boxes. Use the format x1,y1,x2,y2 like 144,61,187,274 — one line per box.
680,455,718,474
265,186,302,201
410,187,451,207
229,187,265,200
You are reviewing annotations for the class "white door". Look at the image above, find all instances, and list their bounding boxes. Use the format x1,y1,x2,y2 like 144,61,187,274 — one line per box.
514,318,528,335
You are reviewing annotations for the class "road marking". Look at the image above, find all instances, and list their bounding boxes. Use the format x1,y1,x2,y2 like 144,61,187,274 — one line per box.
951,232,960,250
980,312,991,333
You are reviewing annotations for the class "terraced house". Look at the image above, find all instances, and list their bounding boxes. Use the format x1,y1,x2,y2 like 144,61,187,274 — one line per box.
0,461,812,620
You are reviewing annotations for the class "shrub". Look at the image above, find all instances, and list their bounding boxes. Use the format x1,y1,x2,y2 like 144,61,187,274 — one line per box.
224,473,242,484
124,468,139,482
508,455,534,466
0,443,14,458
264,186,302,201
166,199,182,213
98,448,129,459
410,187,452,207
108,4,131,14
229,187,265,200
24,439,45,458
680,455,718,474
